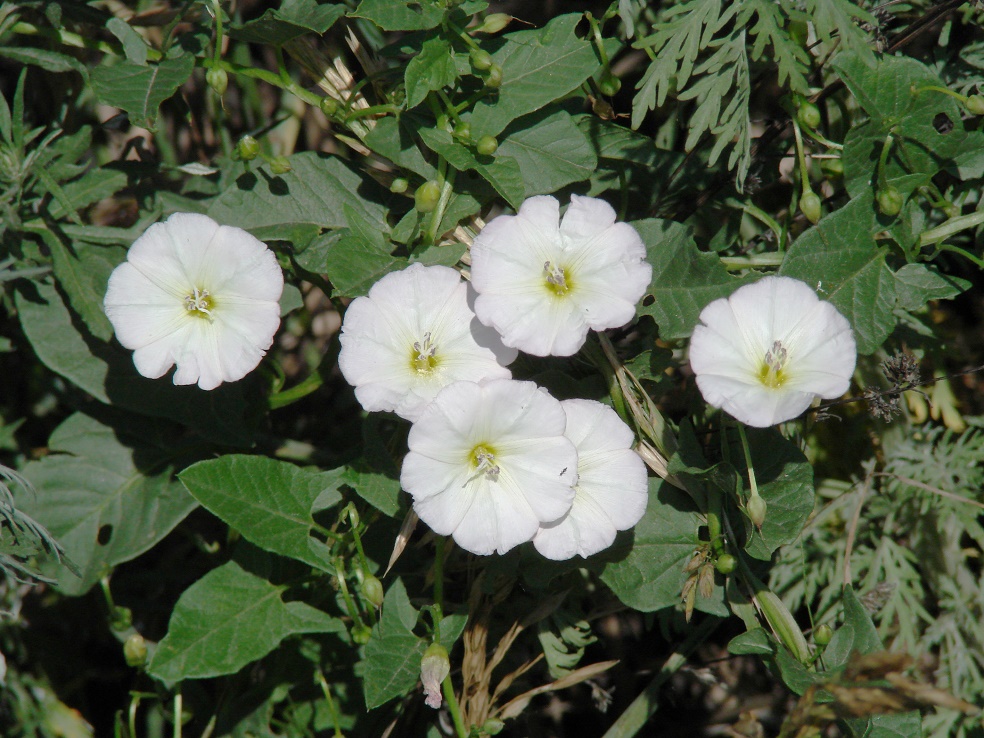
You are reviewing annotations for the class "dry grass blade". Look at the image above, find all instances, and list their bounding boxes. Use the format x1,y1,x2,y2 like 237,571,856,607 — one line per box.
495,660,619,720
384,510,418,576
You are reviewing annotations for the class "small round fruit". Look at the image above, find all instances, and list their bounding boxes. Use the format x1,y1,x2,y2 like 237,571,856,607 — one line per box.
124,634,148,667
814,624,833,646
415,181,442,212
320,96,339,116
361,576,384,608
797,101,821,129
877,187,903,217
598,71,621,97
206,68,228,97
476,136,498,156
236,135,260,161
715,554,737,575
390,177,409,194
352,624,372,645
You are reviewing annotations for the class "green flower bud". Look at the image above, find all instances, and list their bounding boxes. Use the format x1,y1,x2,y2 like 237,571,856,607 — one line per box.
598,71,621,97
390,177,409,194
475,13,511,34
361,576,384,608
965,95,984,116
797,101,821,129
270,156,292,175
111,606,133,632
206,67,228,97
877,186,903,217
453,121,472,142
814,623,833,646
320,96,339,116
348,506,360,528
799,191,822,224
476,135,498,156
820,157,843,178
482,718,506,735
470,49,493,72
485,63,503,89
236,135,260,161
352,624,372,645
714,553,737,575
746,494,767,529
123,634,148,668
414,181,442,213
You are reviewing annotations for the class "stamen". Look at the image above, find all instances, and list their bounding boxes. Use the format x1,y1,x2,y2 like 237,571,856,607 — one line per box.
184,287,213,317
759,340,789,388
464,446,501,485
764,340,788,371
411,332,438,373
543,261,569,295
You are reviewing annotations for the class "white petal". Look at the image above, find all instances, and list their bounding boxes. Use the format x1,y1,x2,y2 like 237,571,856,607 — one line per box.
560,194,618,242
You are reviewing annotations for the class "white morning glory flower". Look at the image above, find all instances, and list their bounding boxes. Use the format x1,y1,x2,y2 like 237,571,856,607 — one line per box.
688,276,857,428
337,263,517,421
534,399,649,560
103,212,284,391
469,194,652,357
400,378,578,556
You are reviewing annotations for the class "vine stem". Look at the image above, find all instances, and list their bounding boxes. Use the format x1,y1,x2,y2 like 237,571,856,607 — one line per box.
431,537,467,738
734,424,759,501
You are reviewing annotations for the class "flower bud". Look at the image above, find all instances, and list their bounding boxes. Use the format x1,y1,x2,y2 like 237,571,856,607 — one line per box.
714,553,736,575
236,135,260,161
877,187,903,217
420,642,450,709
123,634,148,667
320,96,339,116
390,177,409,194
820,157,843,179
351,624,372,645
598,71,621,97
206,68,228,97
111,606,133,632
485,63,503,89
797,101,821,129
470,49,493,72
414,181,441,212
965,95,984,115
475,13,511,34
746,494,767,529
482,718,505,735
799,191,821,224
269,156,292,175
814,623,833,646
476,135,498,156
361,576,384,608
453,121,472,142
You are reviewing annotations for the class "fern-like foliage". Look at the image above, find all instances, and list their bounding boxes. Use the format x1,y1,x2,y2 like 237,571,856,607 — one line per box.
805,0,877,65
0,465,70,585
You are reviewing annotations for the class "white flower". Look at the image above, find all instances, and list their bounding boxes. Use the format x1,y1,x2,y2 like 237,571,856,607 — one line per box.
688,276,857,428
338,263,517,421
469,195,652,357
103,213,284,391
400,379,578,556
420,643,450,709
534,400,648,560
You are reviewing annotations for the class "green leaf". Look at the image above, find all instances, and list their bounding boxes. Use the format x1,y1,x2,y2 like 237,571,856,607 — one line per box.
106,17,149,65
148,560,343,682
16,281,254,445
634,218,752,340
179,456,343,573
729,428,814,561
598,479,700,612
320,208,407,298
47,167,129,220
352,0,446,31
497,108,597,197
16,413,197,595
0,46,89,80
208,152,388,235
341,460,402,518
465,15,617,140
893,264,970,312
727,627,775,656
404,35,457,109
779,193,897,355
91,53,195,129
736,0,810,94
229,0,346,45
824,585,883,668
46,236,121,342
363,116,437,179
418,128,525,209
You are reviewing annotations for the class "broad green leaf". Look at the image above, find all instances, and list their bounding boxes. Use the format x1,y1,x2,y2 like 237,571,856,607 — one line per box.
418,128,525,209
91,54,195,129
341,459,402,518
148,560,343,682
635,218,752,340
16,281,253,445
180,456,344,572
321,207,406,297
465,15,617,139
106,17,149,65
497,108,597,197
351,0,446,31
728,428,814,561
727,628,775,655
361,578,467,708
208,152,388,234
780,193,896,355
893,264,969,312
46,237,122,342
47,167,128,220
363,117,437,179
0,46,89,80
17,413,197,595
824,585,883,668
405,35,457,109
598,479,700,612
229,0,345,45
845,713,922,738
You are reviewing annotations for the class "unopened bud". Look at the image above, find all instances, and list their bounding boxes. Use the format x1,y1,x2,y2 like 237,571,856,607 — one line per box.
421,643,450,709
390,177,409,193
475,13,511,34
269,156,292,175
453,121,472,142
482,718,505,735
965,95,984,116
876,186,903,217
414,181,441,213
714,553,736,575
470,49,493,72
485,63,503,89
814,623,833,646
123,634,148,667
111,606,133,632
476,135,498,156
320,96,339,116
797,101,821,129
206,68,228,97
799,191,821,224
236,135,260,161
598,71,621,97
361,576,384,608
746,494,767,529
352,624,372,645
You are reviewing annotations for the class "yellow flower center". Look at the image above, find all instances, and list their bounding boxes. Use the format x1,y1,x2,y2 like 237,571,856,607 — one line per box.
467,444,500,482
758,340,789,389
543,260,571,296
184,287,214,319
410,332,439,374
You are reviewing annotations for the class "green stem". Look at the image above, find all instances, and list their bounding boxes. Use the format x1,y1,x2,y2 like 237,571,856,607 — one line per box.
911,84,967,103
932,243,984,269
173,689,182,738
433,536,445,630
735,424,759,501
876,133,895,191
343,103,402,121
202,58,322,107
334,557,367,628
442,676,469,738
315,668,345,738
801,125,843,151
424,162,456,247
719,253,784,270
584,12,611,66
791,118,812,199
268,370,324,409
211,0,223,67
919,210,984,249
705,491,725,559
12,21,150,58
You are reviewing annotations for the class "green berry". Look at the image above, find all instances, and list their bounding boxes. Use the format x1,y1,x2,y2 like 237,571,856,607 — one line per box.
965,95,984,116
598,71,621,97
236,135,260,161
123,634,148,668
799,191,822,224
270,156,292,175
814,624,833,646
361,576,384,608
714,554,737,575
320,96,339,116
476,135,498,156
877,187,904,217
470,49,493,72
797,101,821,129
485,63,503,89
414,181,442,212
390,177,409,194
206,67,228,97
